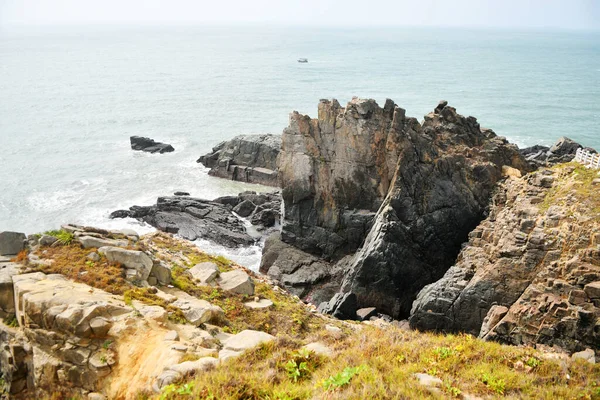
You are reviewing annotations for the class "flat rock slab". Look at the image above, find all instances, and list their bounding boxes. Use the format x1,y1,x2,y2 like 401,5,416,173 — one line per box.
244,299,274,310
79,236,128,249
98,247,152,281
12,272,130,338
222,330,275,352
217,270,254,296
189,262,219,284
0,231,26,256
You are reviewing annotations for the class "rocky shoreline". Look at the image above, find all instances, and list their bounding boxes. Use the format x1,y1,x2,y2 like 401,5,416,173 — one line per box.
2,97,599,398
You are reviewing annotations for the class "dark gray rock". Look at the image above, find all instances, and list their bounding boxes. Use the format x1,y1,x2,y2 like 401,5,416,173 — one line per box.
197,134,280,186
519,137,583,167
130,136,174,154
233,200,256,218
174,191,190,196
111,196,254,248
320,293,358,320
0,231,26,256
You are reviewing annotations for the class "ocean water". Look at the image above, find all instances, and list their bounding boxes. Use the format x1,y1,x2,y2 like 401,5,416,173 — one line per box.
1,25,599,267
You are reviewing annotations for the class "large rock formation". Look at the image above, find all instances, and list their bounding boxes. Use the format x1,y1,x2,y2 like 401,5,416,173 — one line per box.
519,136,585,168
268,98,529,318
198,134,280,186
410,165,600,352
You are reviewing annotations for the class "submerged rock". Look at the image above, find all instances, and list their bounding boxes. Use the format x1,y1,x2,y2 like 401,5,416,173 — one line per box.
130,136,174,154
198,134,280,186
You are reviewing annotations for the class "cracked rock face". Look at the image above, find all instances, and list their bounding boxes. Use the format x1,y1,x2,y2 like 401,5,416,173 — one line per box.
410,166,600,352
274,98,529,318
197,134,280,187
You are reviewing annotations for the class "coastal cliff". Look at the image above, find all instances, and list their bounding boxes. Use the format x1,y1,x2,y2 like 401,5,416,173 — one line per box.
266,98,530,318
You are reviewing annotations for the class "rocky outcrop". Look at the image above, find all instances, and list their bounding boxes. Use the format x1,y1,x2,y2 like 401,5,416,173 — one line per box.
198,134,280,186
111,191,281,247
271,98,529,318
130,136,174,154
0,231,26,256
520,136,585,167
410,165,600,352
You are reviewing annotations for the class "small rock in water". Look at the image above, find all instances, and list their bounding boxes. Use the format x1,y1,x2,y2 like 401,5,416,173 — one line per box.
174,191,190,196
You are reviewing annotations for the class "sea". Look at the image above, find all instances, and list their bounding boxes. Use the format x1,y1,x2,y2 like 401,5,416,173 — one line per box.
1,25,599,268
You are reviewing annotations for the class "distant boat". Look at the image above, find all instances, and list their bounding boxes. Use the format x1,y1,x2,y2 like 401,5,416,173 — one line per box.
297,58,308,63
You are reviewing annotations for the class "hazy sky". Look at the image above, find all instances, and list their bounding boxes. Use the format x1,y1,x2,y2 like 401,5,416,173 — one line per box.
1,0,598,30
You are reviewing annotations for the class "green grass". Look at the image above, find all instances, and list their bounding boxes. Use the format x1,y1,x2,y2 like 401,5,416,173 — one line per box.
147,327,600,400
43,229,75,245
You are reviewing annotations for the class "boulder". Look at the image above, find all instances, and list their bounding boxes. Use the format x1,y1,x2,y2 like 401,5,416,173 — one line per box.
356,307,377,321
520,137,582,167
98,247,153,281
584,281,600,299
171,298,224,326
233,200,256,218
188,262,219,284
572,349,595,364
222,330,275,352
150,262,171,286
302,342,333,357
0,231,26,256
320,293,358,320
39,235,58,247
217,270,254,296
197,134,280,187
130,136,174,154
478,305,509,338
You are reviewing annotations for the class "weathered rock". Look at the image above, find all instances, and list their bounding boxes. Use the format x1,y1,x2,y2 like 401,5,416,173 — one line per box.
222,330,275,352
130,136,174,154
171,297,224,326
320,293,358,320
0,231,26,256
174,191,190,196
520,137,583,167
198,134,280,186
260,234,340,304
356,307,377,321
233,200,256,218
478,305,509,338
39,235,58,247
244,299,274,310
12,273,130,338
79,236,128,249
189,262,219,284
164,330,179,341
277,98,529,318
110,196,254,248
410,166,600,352
572,348,596,364
0,262,21,317
303,342,333,357
414,373,443,388
87,252,101,262
584,281,600,299
217,270,254,296
98,247,153,281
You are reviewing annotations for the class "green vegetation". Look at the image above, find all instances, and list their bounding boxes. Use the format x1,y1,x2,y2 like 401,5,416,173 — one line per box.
2,314,18,328
43,229,75,245
124,287,187,324
149,327,600,400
